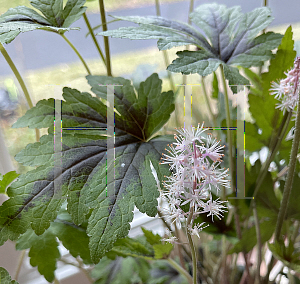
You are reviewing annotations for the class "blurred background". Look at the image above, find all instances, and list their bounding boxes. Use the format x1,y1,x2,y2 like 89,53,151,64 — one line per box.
0,0,300,283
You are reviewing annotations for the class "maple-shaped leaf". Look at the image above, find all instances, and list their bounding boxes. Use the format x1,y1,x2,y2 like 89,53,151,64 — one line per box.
0,0,86,44
0,73,174,263
98,4,283,93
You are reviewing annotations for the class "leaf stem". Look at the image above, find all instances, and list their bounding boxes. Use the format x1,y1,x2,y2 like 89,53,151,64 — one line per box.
167,258,193,284
155,0,176,92
253,200,262,284
220,64,234,194
265,72,300,284
14,250,26,281
83,12,106,66
76,257,94,283
201,76,217,127
0,43,40,141
60,34,91,75
99,0,112,76
274,102,300,242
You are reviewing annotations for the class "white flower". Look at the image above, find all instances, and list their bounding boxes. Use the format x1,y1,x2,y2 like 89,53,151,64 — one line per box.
162,235,178,244
200,193,228,221
270,56,300,115
158,125,230,233
188,222,209,238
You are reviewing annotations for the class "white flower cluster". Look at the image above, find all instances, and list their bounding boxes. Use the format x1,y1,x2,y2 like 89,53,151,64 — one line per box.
159,124,230,239
270,56,300,116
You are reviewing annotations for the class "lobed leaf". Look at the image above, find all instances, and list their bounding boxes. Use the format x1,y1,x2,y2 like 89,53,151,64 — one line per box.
98,4,283,91
1,74,174,263
0,0,86,44
16,228,60,282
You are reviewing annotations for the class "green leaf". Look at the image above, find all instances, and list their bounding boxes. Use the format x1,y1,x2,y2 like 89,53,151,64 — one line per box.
228,217,276,254
16,228,60,282
98,15,212,52
106,237,153,260
167,50,222,77
141,227,162,245
268,241,300,272
91,256,151,284
29,0,64,27
100,4,282,89
1,74,174,264
87,73,175,141
61,0,87,28
0,267,19,284
0,171,19,194
51,211,92,264
153,243,173,259
0,0,86,44
15,210,91,281
246,26,296,151
212,72,219,99
243,68,262,91
221,64,250,93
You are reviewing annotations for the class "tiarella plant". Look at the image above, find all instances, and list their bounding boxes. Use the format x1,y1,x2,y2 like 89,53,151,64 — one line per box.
0,1,300,284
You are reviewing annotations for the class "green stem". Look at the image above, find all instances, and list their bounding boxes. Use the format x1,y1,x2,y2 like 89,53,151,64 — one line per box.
249,111,292,211
167,258,193,284
60,34,91,75
76,257,94,283
258,0,268,75
158,209,193,260
186,207,197,284
83,12,106,66
253,201,262,284
274,110,300,242
154,0,176,92
99,0,112,76
201,76,217,127
0,43,40,141
220,65,234,194
265,91,300,284
14,250,26,281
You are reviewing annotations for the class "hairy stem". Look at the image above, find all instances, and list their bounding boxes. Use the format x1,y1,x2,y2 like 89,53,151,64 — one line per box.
0,43,40,141
274,109,300,242
83,12,106,66
167,258,193,284
99,0,112,76
249,111,292,214
220,65,234,194
60,34,91,75
253,201,262,284
201,76,217,127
